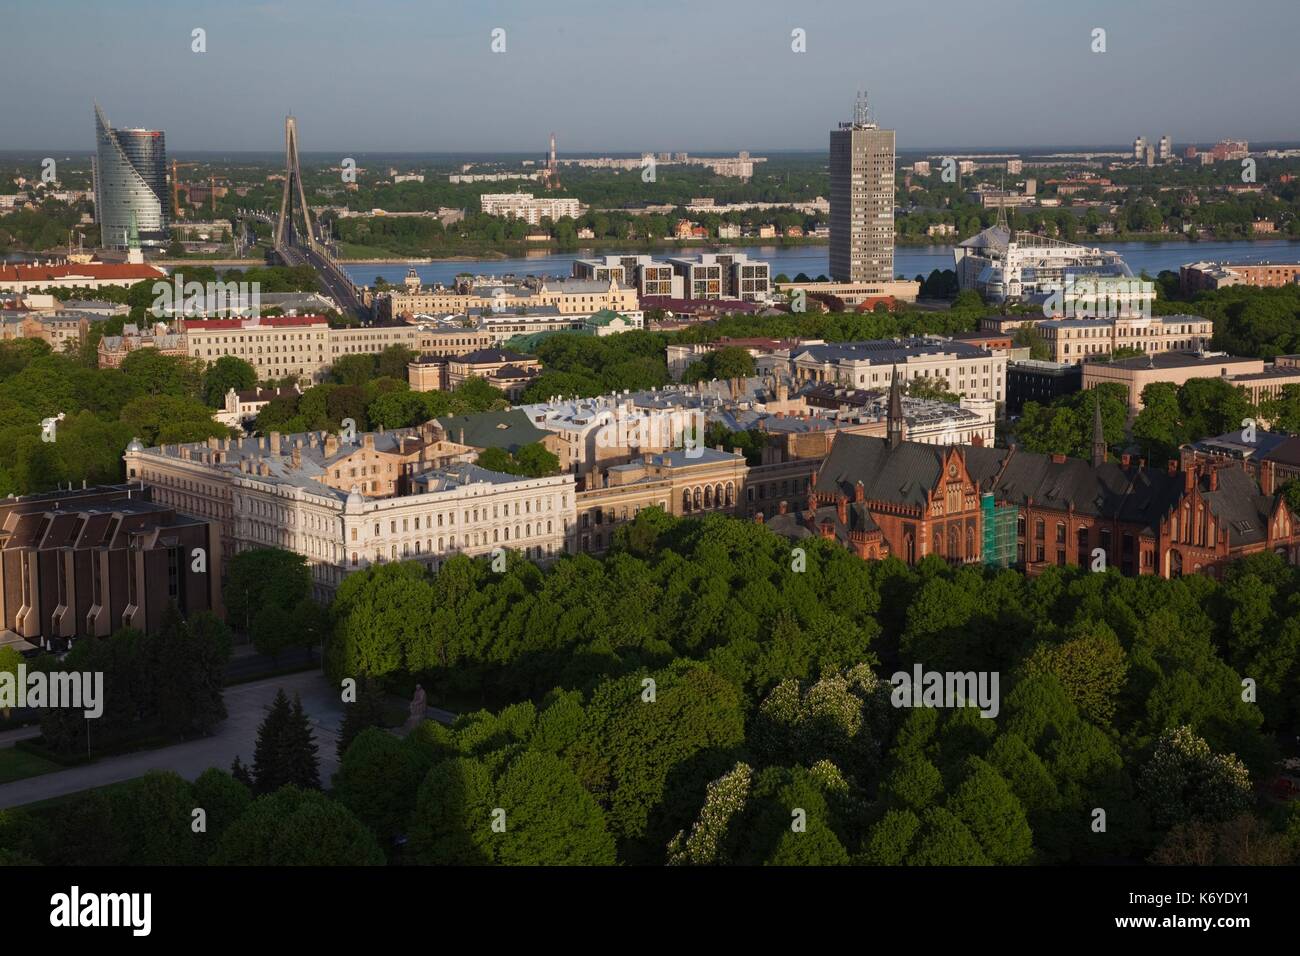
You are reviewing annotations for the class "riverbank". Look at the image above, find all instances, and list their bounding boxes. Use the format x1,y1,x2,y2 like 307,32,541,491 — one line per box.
343,237,1300,290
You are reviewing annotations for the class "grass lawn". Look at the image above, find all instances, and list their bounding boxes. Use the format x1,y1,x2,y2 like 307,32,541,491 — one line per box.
0,745,61,785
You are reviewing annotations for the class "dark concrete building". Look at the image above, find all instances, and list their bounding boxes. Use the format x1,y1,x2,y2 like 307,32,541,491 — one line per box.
1007,359,1082,415
0,484,222,651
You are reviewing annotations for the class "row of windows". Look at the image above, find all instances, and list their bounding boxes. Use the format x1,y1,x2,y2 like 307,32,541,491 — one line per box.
351,531,560,566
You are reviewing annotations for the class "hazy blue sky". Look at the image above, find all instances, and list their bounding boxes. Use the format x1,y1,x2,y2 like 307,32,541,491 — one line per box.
3,0,1297,153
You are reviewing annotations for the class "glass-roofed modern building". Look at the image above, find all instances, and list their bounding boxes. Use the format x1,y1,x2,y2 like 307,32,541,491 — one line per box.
93,103,169,249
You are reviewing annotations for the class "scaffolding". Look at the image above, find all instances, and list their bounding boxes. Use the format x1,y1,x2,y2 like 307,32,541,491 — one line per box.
981,492,1018,568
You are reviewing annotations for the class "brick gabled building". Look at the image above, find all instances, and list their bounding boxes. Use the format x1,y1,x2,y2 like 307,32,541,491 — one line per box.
766,377,1300,578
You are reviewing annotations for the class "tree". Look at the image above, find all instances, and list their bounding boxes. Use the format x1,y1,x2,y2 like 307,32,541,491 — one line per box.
1132,381,1183,462
251,604,297,660
110,771,202,865
333,727,428,848
667,762,753,865
191,768,253,860
1140,725,1252,830
155,607,230,737
408,757,496,865
1022,624,1128,725
376,345,415,380
286,694,321,791
905,375,961,403
249,689,292,795
1178,378,1255,440
491,751,617,865
475,443,560,478
247,690,321,794
452,376,507,412
201,356,258,408
0,645,22,718
568,663,746,861
945,757,1034,865
909,806,991,865
1012,324,1051,361
331,353,376,386
337,676,388,760
223,548,313,637
211,786,384,865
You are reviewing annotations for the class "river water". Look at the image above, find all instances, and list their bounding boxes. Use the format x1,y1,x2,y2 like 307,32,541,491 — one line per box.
343,238,1300,288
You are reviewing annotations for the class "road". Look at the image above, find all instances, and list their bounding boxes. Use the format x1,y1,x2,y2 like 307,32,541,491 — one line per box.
0,670,346,810
279,242,367,320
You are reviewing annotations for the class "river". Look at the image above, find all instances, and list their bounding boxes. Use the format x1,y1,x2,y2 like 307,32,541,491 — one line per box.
342,238,1300,288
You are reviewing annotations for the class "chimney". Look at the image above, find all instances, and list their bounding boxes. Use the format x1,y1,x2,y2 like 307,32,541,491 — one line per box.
854,480,865,502
324,433,339,457
1184,464,1195,493
269,431,282,455
836,494,848,524
1261,459,1276,495
292,446,302,469
1208,466,1218,491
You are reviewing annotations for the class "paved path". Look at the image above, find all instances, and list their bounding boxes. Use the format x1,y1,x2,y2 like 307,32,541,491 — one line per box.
0,671,345,810
0,724,41,747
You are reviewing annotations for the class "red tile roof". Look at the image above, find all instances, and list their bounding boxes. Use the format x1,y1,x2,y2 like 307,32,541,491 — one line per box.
0,263,165,282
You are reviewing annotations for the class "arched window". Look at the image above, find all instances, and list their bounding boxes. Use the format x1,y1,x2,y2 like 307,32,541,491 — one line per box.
682,489,692,512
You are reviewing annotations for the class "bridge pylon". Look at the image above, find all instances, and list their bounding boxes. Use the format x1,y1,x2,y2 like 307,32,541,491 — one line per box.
273,116,320,253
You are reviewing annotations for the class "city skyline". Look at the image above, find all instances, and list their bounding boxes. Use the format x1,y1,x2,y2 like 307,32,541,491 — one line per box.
2,0,1297,152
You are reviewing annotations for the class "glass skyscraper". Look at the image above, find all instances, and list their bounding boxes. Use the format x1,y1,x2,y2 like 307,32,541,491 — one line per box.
94,104,169,249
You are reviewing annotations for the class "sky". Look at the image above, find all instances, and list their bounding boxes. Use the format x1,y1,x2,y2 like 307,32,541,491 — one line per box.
2,0,1297,154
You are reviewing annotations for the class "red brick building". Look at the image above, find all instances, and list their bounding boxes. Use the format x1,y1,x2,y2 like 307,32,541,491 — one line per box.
767,379,1300,578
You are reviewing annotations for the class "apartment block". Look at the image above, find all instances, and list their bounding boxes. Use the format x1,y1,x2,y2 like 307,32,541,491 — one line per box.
666,253,771,302
830,106,896,283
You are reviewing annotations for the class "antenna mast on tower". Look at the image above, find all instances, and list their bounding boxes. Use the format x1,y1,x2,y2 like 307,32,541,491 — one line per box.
546,132,560,190
854,91,875,128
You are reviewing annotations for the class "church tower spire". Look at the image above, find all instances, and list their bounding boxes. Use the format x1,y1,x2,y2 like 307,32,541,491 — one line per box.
1091,392,1106,467
888,365,904,449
